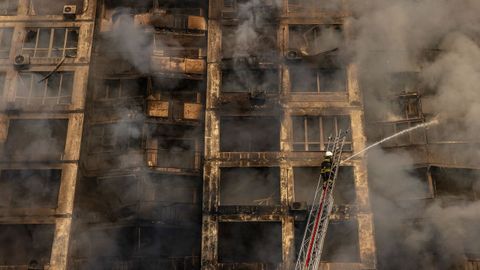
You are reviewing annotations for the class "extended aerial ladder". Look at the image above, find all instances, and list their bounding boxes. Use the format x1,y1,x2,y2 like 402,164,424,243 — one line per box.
295,131,348,270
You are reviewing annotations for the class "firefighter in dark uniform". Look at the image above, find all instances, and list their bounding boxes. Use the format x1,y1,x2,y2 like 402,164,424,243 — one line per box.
320,151,334,187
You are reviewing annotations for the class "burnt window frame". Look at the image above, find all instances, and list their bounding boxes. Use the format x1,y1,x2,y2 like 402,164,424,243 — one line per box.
95,78,145,101
219,167,281,206
155,137,198,169
221,68,280,93
390,94,423,120
146,174,200,204
292,115,353,151
432,167,480,202
221,24,278,59
89,124,115,153
78,224,201,262
321,219,361,262
218,221,283,264
0,169,62,208
88,123,143,154
0,28,13,58
4,119,69,161
0,0,18,15
220,116,281,152
96,175,140,211
150,77,202,104
0,224,55,267
153,32,203,58
288,24,346,94
293,166,356,206
15,72,74,106
289,24,343,51
290,66,346,93
22,27,79,58
154,89,200,104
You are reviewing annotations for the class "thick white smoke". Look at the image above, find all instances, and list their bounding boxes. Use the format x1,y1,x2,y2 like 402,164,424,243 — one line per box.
350,0,480,268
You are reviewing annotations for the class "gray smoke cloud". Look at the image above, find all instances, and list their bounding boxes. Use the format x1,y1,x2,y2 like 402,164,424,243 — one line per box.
350,0,480,268
368,149,480,269
421,33,480,137
71,2,206,268
107,8,153,73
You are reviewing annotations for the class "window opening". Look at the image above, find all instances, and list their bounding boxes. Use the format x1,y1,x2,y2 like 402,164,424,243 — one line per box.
22,28,79,58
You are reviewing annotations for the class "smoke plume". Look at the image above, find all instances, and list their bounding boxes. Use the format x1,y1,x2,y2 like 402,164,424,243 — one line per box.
350,0,480,268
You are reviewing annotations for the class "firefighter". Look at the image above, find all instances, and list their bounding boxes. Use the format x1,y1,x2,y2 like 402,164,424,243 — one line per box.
320,151,334,186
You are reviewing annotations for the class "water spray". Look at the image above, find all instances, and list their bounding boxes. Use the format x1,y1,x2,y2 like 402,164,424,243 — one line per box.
341,119,440,163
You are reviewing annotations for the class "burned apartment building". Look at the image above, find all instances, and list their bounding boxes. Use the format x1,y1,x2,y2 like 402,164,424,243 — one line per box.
69,0,207,269
202,0,375,269
0,0,479,270
0,0,94,269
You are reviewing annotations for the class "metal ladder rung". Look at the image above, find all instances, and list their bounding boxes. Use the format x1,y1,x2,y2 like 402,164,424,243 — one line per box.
295,132,348,270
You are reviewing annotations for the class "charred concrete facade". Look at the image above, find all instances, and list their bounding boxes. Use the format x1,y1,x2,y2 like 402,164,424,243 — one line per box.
1,1,479,270
0,0,94,269
202,1,375,269
0,0,378,269
69,0,207,269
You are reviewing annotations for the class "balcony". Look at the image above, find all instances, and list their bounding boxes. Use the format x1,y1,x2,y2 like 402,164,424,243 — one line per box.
135,11,206,33
151,56,205,77
153,46,205,59
219,58,280,109
101,8,206,36
146,148,201,173
146,99,169,118
146,98,203,121
83,150,145,173
88,202,201,225
216,205,283,216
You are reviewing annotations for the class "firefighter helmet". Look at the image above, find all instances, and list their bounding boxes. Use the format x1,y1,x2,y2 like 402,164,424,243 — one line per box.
325,151,333,157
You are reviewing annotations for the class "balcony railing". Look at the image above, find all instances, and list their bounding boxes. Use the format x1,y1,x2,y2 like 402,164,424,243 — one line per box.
146,148,201,171
146,99,203,121
216,205,283,215
151,56,206,75
104,202,201,225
